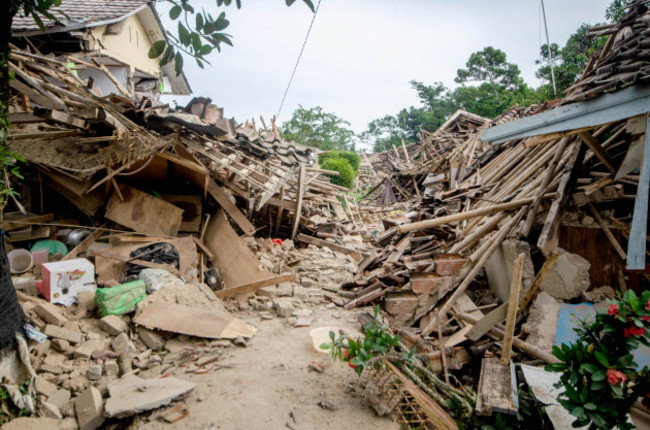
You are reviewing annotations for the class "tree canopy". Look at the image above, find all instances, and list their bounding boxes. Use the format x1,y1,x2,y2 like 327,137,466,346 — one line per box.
280,105,356,151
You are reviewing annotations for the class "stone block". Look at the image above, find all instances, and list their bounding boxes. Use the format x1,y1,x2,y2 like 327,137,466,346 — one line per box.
272,298,295,318
39,401,62,419
104,360,119,377
74,387,104,430
99,315,127,336
44,325,82,344
539,248,591,300
484,239,535,302
73,340,105,360
110,332,134,355
34,303,68,326
36,377,57,397
138,328,164,351
522,292,561,354
48,389,71,410
86,365,102,381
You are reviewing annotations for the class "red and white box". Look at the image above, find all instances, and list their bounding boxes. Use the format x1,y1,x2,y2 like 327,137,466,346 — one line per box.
39,258,96,305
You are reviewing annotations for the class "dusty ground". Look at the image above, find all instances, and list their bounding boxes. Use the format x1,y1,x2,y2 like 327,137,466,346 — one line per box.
133,305,399,430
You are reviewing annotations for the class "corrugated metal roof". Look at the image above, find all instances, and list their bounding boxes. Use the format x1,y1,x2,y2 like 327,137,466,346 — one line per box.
12,0,150,33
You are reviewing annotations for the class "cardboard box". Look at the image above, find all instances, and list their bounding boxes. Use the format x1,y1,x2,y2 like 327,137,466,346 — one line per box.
39,258,95,305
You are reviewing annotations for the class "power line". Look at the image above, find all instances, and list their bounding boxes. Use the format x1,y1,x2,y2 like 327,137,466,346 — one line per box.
275,0,322,121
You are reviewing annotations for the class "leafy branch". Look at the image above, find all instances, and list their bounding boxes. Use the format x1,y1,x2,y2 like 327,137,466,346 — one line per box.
149,0,316,75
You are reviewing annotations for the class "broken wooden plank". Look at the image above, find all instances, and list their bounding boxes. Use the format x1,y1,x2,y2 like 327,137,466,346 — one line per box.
475,357,517,416
206,179,256,237
587,203,627,260
291,164,306,240
501,254,524,365
578,131,617,174
105,185,183,237
465,302,508,342
517,251,559,314
215,273,297,299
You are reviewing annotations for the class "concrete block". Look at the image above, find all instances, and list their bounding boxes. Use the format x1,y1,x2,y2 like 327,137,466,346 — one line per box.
138,328,164,351
44,325,82,344
34,303,68,326
74,387,104,430
33,339,51,356
110,332,134,355
272,298,295,318
86,365,102,381
39,401,62,419
99,315,128,336
104,360,119,377
104,375,194,417
73,340,105,360
48,389,71,410
522,292,560,354
484,239,535,302
539,248,591,300
51,339,72,354
36,377,58,397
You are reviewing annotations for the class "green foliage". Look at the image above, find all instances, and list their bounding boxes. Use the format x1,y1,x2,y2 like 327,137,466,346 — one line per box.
148,0,315,74
320,150,360,173
535,24,607,99
546,289,650,429
281,105,356,151
319,306,415,375
320,157,355,189
455,46,523,90
606,0,633,21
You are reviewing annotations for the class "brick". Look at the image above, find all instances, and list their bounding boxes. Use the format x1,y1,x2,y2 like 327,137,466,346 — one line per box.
73,340,105,360
74,387,104,430
99,315,127,336
44,325,82,344
33,339,51,356
35,303,68,326
272,298,294,318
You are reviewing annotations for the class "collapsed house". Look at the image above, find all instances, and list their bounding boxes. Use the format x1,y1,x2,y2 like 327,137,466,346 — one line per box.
4,0,650,429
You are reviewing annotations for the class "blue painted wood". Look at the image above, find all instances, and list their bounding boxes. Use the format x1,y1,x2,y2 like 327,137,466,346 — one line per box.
480,84,650,144
556,303,650,369
627,115,650,270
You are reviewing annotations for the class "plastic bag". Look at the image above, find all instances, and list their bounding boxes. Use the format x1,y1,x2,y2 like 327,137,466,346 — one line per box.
94,280,146,316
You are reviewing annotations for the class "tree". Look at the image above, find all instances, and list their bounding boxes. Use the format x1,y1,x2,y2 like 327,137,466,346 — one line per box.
455,46,523,91
280,106,357,151
606,0,633,21
535,24,606,99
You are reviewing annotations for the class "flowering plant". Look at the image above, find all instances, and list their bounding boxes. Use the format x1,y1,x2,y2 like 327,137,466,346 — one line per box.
546,290,650,429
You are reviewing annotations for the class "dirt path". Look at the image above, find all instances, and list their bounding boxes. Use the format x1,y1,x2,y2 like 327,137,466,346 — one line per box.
134,306,399,430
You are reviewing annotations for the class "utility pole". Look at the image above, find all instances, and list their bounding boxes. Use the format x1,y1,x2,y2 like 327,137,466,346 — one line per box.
540,0,557,97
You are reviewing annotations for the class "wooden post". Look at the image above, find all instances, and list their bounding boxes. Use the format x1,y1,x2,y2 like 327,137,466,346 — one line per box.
291,164,305,240
501,254,524,365
587,203,627,260
517,251,559,313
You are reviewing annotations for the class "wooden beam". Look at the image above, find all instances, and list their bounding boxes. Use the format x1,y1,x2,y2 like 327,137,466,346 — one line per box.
587,203,627,260
538,142,584,257
215,273,297,299
627,115,650,270
517,251,559,313
290,164,305,240
501,254,524,365
578,131,616,173
206,179,256,237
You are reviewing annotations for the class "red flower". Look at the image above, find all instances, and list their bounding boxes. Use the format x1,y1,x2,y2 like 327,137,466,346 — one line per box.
343,349,356,369
608,304,619,316
643,316,650,322
646,299,650,310
607,369,627,385
625,326,646,337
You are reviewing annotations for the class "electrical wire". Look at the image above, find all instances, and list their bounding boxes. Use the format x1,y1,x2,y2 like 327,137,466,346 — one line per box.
275,0,323,121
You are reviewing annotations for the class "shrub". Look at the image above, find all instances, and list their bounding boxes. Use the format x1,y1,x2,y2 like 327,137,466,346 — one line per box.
320,157,355,189
319,150,361,174
546,289,650,429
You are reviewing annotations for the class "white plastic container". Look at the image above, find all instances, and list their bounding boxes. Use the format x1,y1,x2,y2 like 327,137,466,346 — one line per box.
7,249,34,274
12,276,35,290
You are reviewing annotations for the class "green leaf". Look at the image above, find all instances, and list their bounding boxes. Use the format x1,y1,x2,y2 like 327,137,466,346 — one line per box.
591,381,605,391
213,17,230,32
174,52,184,76
591,370,606,381
191,33,202,52
584,403,597,411
319,342,332,350
169,5,182,20
581,363,599,374
178,23,191,46
570,406,586,420
196,13,204,30
589,412,607,428
594,351,609,367
302,0,316,12
286,0,297,6
160,45,174,65
148,40,166,58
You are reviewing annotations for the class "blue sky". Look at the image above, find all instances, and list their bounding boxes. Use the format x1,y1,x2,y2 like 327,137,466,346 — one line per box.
161,0,613,142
